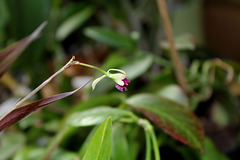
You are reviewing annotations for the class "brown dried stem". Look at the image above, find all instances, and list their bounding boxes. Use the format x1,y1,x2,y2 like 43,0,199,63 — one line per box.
156,0,188,94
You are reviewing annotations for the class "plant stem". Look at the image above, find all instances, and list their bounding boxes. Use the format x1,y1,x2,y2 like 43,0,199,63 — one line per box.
138,119,161,160
156,0,188,95
149,130,161,160
75,62,107,75
145,131,152,160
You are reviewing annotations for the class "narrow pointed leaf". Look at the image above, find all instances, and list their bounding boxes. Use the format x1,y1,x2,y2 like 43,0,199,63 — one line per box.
0,21,47,77
82,117,112,160
84,27,136,50
121,54,152,80
126,93,204,152
0,80,90,132
56,6,94,40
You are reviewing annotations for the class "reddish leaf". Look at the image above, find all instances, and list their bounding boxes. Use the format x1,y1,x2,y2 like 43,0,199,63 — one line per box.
0,79,91,132
0,22,47,77
126,93,205,152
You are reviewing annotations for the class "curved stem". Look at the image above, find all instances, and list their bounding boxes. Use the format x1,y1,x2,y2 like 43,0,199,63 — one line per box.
149,130,161,160
75,62,107,75
145,131,152,160
138,119,161,160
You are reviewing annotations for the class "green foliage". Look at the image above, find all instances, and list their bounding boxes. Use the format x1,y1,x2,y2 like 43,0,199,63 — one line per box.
82,117,112,160
84,27,136,51
56,6,94,41
67,106,132,127
126,93,204,152
1,0,239,159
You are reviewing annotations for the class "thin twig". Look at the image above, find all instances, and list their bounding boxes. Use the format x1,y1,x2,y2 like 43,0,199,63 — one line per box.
156,0,188,94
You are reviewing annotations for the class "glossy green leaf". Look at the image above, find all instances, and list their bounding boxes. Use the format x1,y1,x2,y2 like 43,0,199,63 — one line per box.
79,126,99,158
84,27,136,50
126,93,204,152
156,84,188,107
0,132,25,160
82,117,112,160
111,123,129,160
67,94,123,115
56,6,94,40
121,54,153,80
67,106,131,127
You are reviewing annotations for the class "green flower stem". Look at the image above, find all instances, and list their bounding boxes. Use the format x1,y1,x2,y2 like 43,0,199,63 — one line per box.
75,62,107,75
118,112,160,160
138,119,161,160
145,131,152,160
149,129,161,160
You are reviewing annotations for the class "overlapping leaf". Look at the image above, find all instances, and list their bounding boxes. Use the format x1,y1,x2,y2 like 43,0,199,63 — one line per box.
0,22,47,77
84,27,136,50
82,117,112,160
56,6,94,40
126,93,204,152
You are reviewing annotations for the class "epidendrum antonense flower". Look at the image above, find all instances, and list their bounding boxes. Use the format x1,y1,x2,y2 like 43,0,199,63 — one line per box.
92,69,130,92
74,60,130,92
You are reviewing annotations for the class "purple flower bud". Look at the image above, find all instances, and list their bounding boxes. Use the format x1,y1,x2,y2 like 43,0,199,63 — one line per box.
115,78,130,92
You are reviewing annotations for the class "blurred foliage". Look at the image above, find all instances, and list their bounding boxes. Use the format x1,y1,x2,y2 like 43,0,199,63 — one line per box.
1,0,240,160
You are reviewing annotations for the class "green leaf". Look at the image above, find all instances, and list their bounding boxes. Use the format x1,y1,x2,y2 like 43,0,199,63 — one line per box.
126,93,204,152
67,94,123,115
156,84,188,107
67,106,131,127
111,123,129,160
82,117,112,160
121,54,153,80
79,126,99,158
0,132,25,160
56,6,94,40
84,27,136,50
